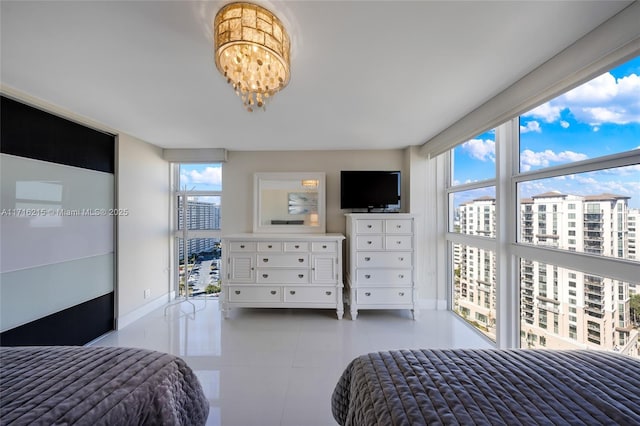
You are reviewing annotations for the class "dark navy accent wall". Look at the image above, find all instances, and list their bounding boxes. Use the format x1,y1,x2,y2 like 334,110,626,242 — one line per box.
0,294,115,346
1,96,115,173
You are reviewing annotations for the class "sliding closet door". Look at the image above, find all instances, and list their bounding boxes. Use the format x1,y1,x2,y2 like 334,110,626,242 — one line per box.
0,96,115,345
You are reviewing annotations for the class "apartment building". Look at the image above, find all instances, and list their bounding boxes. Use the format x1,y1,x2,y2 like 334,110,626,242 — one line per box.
454,192,639,357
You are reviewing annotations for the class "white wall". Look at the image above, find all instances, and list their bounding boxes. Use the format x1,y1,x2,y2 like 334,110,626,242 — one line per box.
116,133,171,328
223,149,407,234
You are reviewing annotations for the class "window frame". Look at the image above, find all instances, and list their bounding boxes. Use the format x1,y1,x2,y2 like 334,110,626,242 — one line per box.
170,163,223,298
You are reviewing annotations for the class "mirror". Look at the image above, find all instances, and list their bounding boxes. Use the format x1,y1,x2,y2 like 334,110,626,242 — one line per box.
253,172,326,233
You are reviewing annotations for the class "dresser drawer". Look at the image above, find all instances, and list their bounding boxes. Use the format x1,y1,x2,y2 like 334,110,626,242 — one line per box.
256,269,310,284
229,242,257,252
228,286,281,302
385,235,412,250
257,242,283,252
385,219,413,234
257,254,309,267
356,235,383,250
311,241,338,253
283,286,338,303
283,242,309,252
356,219,383,234
356,269,412,285
356,288,412,305
356,252,411,268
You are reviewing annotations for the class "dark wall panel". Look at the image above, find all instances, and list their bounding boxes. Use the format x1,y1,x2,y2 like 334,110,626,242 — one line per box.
0,95,115,173
0,293,115,346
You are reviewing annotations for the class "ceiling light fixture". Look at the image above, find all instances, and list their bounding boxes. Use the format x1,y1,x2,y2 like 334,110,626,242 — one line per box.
214,2,290,112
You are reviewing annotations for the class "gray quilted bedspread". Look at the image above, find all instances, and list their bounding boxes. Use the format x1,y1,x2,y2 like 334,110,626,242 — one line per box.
331,349,640,425
0,346,209,425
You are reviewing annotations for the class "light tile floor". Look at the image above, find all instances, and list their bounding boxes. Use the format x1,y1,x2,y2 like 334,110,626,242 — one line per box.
90,299,492,426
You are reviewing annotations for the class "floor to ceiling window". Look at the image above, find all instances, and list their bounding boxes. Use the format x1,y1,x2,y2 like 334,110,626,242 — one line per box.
173,163,223,298
448,130,498,341
445,55,640,356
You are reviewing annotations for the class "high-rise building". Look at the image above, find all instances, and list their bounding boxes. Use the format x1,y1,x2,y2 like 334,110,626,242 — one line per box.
453,192,639,357
177,199,221,260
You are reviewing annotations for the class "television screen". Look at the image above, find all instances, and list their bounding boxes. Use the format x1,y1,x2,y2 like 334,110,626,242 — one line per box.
340,170,400,210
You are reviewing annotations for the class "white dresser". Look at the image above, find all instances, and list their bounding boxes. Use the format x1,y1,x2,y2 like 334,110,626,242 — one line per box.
221,233,345,319
345,213,417,319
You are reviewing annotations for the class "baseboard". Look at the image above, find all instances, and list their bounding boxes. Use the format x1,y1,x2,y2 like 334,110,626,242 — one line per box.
116,294,168,330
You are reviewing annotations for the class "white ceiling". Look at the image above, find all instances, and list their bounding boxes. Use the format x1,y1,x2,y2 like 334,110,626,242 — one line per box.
0,1,633,151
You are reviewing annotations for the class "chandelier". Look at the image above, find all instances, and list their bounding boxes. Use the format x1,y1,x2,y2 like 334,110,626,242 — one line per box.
214,2,291,112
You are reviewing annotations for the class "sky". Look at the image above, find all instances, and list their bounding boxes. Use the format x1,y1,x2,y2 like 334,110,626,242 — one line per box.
453,55,640,208
179,164,223,192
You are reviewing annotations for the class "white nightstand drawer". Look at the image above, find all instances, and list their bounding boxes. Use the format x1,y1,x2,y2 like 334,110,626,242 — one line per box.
257,269,310,283
385,219,413,234
229,242,257,252
283,242,309,252
356,252,412,268
311,241,338,253
356,219,383,234
385,235,412,250
356,269,412,285
284,286,337,303
356,235,383,250
228,286,281,302
257,254,309,267
356,288,412,305
257,242,283,252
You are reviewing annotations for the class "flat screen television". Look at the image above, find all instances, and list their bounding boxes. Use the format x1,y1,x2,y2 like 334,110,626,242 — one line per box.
340,170,400,211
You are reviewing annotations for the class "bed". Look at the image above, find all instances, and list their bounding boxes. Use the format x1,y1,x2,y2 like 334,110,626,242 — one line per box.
331,349,640,425
0,346,209,425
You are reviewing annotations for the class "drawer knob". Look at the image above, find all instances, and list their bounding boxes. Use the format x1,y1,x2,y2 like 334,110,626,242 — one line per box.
268,244,273,248
271,290,277,295
396,224,401,228
235,290,241,295
399,257,404,261
295,244,300,248
367,224,372,228
364,257,371,261
298,274,304,279
399,274,404,279
298,258,304,263
364,274,371,279
399,292,405,296
262,274,269,278
263,258,269,263
367,241,372,245
240,245,245,249
325,291,332,296
396,240,401,244
365,292,371,296
322,244,327,249
290,290,296,295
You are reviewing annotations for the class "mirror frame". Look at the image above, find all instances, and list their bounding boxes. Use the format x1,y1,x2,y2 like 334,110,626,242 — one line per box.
253,172,326,234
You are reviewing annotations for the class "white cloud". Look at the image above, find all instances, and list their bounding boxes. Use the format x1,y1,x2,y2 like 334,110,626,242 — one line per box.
180,166,222,188
560,121,570,128
460,138,495,162
520,149,588,171
526,103,563,122
523,71,640,128
520,121,541,133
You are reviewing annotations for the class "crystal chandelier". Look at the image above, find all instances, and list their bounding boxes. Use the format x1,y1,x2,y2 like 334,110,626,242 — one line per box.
214,2,291,112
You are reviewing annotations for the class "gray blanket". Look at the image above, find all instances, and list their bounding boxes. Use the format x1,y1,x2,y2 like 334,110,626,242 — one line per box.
0,346,209,425
331,349,640,425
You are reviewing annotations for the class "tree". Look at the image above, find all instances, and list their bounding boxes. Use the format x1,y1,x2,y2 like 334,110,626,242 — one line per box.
630,294,640,326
